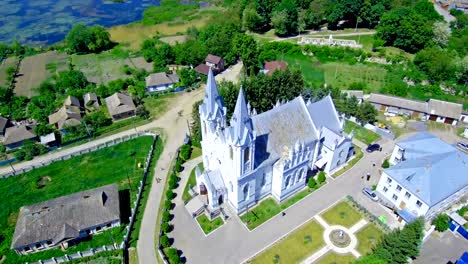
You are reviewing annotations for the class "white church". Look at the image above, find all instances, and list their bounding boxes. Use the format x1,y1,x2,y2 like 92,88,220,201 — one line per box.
195,69,354,214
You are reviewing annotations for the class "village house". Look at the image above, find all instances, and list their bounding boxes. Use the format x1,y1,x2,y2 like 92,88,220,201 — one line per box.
2,124,38,150
0,116,9,136
63,96,81,108
105,92,136,121
367,93,464,125
145,72,180,92
12,184,121,255
83,92,100,112
48,105,82,130
193,69,354,214
195,54,225,75
376,133,468,222
262,61,288,76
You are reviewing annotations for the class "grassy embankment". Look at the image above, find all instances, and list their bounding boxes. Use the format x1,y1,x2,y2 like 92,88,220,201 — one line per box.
0,136,155,263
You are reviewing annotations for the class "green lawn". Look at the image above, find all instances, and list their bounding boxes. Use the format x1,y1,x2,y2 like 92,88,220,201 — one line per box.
182,162,203,204
241,184,324,230
189,146,202,160
320,62,387,92
282,53,325,87
332,144,363,178
143,94,177,120
196,214,224,235
316,252,356,264
250,220,325,264
321,201,362,228
355,224,384,255
0,136,154,263
344,120,380,145
335,35,375,52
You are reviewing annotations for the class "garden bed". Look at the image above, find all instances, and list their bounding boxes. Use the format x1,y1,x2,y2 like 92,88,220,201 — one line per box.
316,252,356,264
344,120,380,145
182,162,203,204
355,224,384,255
196,214,224,235
321,201,362,228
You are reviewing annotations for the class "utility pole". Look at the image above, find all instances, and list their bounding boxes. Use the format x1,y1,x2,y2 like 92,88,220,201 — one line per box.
9,160,16,175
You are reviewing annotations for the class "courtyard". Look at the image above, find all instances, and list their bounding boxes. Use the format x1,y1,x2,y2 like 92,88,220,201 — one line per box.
248,199,385,264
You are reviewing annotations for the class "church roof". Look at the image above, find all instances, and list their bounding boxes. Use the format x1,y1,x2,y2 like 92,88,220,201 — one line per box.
307,95,342,133
229,88,254,146
252,97,319,161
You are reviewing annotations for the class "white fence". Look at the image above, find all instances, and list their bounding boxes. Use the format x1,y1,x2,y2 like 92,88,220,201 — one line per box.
29,244,121,264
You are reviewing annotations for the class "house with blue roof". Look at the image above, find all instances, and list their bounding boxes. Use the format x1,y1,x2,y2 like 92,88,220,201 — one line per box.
376,132,468,222
194,68,354,214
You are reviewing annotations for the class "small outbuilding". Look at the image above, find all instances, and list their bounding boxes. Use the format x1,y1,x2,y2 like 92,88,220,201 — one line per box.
263,60,288,76
145,72,180,92
83,92,100,112
105,92,136,121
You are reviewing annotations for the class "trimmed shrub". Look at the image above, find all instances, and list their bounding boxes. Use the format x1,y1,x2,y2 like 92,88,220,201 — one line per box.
307,177,317,189
382,159,390,168
317,171,326,184
174,160,182,173
160,234,170,248
169,178,177,189
166,190,175,200
162,211,171,223
161,222,171,233
164,200,173,211
166,247,181,264
432,214,450,232
179,144,191,161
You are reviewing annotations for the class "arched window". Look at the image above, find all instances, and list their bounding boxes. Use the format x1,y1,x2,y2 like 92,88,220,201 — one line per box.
243,184,249,201
285,176,291,189
244,147,250,163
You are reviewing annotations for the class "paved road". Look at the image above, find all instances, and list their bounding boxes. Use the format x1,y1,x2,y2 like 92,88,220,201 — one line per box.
415,231,468,264
434,3,455,23
171,137,399,264
271,31,375,42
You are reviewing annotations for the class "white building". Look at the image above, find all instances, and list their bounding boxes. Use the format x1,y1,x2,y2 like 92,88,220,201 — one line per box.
195,69,354,214
376,132,468,222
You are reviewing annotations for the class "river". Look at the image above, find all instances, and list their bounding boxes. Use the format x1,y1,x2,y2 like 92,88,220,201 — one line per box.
0,0,160,46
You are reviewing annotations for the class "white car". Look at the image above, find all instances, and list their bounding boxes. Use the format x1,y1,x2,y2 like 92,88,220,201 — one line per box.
362,188,379,202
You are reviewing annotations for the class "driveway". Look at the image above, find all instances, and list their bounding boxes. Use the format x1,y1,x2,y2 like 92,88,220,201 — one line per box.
433,3,455,23
415,231,468,264
215,61,243,84
170,137,400,264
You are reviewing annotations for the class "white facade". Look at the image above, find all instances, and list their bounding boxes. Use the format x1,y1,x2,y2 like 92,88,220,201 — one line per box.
196,69,353,214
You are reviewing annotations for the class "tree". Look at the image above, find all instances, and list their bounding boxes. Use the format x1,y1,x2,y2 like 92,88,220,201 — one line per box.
232,34,259,75
161,222,171,233
166,190,175,200
34,123,54,136
414,47,456,82
432,22,450,47
160,234,171,248
190,100,203,146
432,214,450,232
179,144,191,161
166,247,181,264
271,0,298,36
381,159,390,168
317,171,326,184
414,0,442,21
136,105,150,119
242,4,262,31
271,10,289,36
298,10,307,34
178,68,198,88
353,255,387,264
219,81,239,119
305,0,327,29
344,96,359,117
53,70,89,95
162,211,171,223
356,102,378,124
308,177,317,188
65,24,112,54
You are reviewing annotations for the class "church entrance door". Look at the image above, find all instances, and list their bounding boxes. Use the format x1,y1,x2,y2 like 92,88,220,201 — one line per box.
218,195,224,205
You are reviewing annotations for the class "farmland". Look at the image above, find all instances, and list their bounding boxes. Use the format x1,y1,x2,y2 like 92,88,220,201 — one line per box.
0,57,19,87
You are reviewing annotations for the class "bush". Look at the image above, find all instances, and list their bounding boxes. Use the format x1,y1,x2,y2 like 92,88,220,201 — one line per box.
164,200,173,211
179,144,191,161
166,247,181,264
307,177,317,189
166,190,175,200
162,211,171,223
317,171,326,184
169,178,177,189
161,222,171,233
174,160,182,173
382,159,390,168
160,234,170,248
432,214,450,232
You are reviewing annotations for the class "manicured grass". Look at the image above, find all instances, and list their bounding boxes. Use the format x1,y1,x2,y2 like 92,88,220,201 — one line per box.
344,120,380,145
316,252,356,264
250,220,325,264
241,184,324,230
182,162,203,204
0,136,154,262
189,146,202,160
321,201,362,228
332,144,363,178
335,35,375,52
282,53,325,87
355,224,384,255
196,214,224,235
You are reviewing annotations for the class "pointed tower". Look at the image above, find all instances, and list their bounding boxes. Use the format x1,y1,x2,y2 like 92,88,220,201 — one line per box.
199,68,227,138
229,88,256,177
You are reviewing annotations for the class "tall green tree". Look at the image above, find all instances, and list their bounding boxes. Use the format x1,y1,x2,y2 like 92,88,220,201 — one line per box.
232,34,259,74
271,0,298,36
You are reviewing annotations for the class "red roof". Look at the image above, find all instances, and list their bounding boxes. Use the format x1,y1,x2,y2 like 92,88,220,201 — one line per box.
195,64,210,75
205,54,223,65
264,61,288,75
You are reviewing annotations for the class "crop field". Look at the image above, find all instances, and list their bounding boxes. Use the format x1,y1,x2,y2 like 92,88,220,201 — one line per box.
321,63,387,92
159,35,188,45
71,53,151,84
0,57,20,87
14,51,68,97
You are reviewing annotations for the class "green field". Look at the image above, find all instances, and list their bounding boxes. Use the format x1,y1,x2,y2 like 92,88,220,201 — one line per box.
344,120,380,145
321,201,362,228
0,136,154,263
355,224,384,255
335,35,375,52
316,252,356,264
196,214,224,235
182,162,203,204
282,53,387,91
250,220,325,264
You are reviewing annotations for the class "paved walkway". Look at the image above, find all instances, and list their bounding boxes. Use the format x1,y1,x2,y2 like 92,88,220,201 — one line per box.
171,137,400,264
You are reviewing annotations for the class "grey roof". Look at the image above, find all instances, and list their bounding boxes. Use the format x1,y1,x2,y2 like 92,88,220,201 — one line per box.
386,133,468,207
0,116,8,133
228,88,254,147
321,127,347,150
84,93,99,108
367,93,427,113
252,97,319,161
145,72,179,87
63,96,81,107
3,124,36,145
307,95,342,134
48,105,82,129
12,184,120,249
205,54,223,64
342,90,364,99
105,92,136,117
40,132,56,144
199,68,226,122
206,169,225,191
427,99,462,119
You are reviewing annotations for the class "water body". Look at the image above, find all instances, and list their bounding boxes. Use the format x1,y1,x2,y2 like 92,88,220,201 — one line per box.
0,0,160,46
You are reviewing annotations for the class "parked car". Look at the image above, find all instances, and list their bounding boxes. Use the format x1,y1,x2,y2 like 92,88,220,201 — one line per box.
366,144,382,153
457,142,468,152
362,187,379,201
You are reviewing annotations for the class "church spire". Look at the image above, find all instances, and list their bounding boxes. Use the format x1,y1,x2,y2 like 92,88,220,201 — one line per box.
201,68,225,121
230,87,253,146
